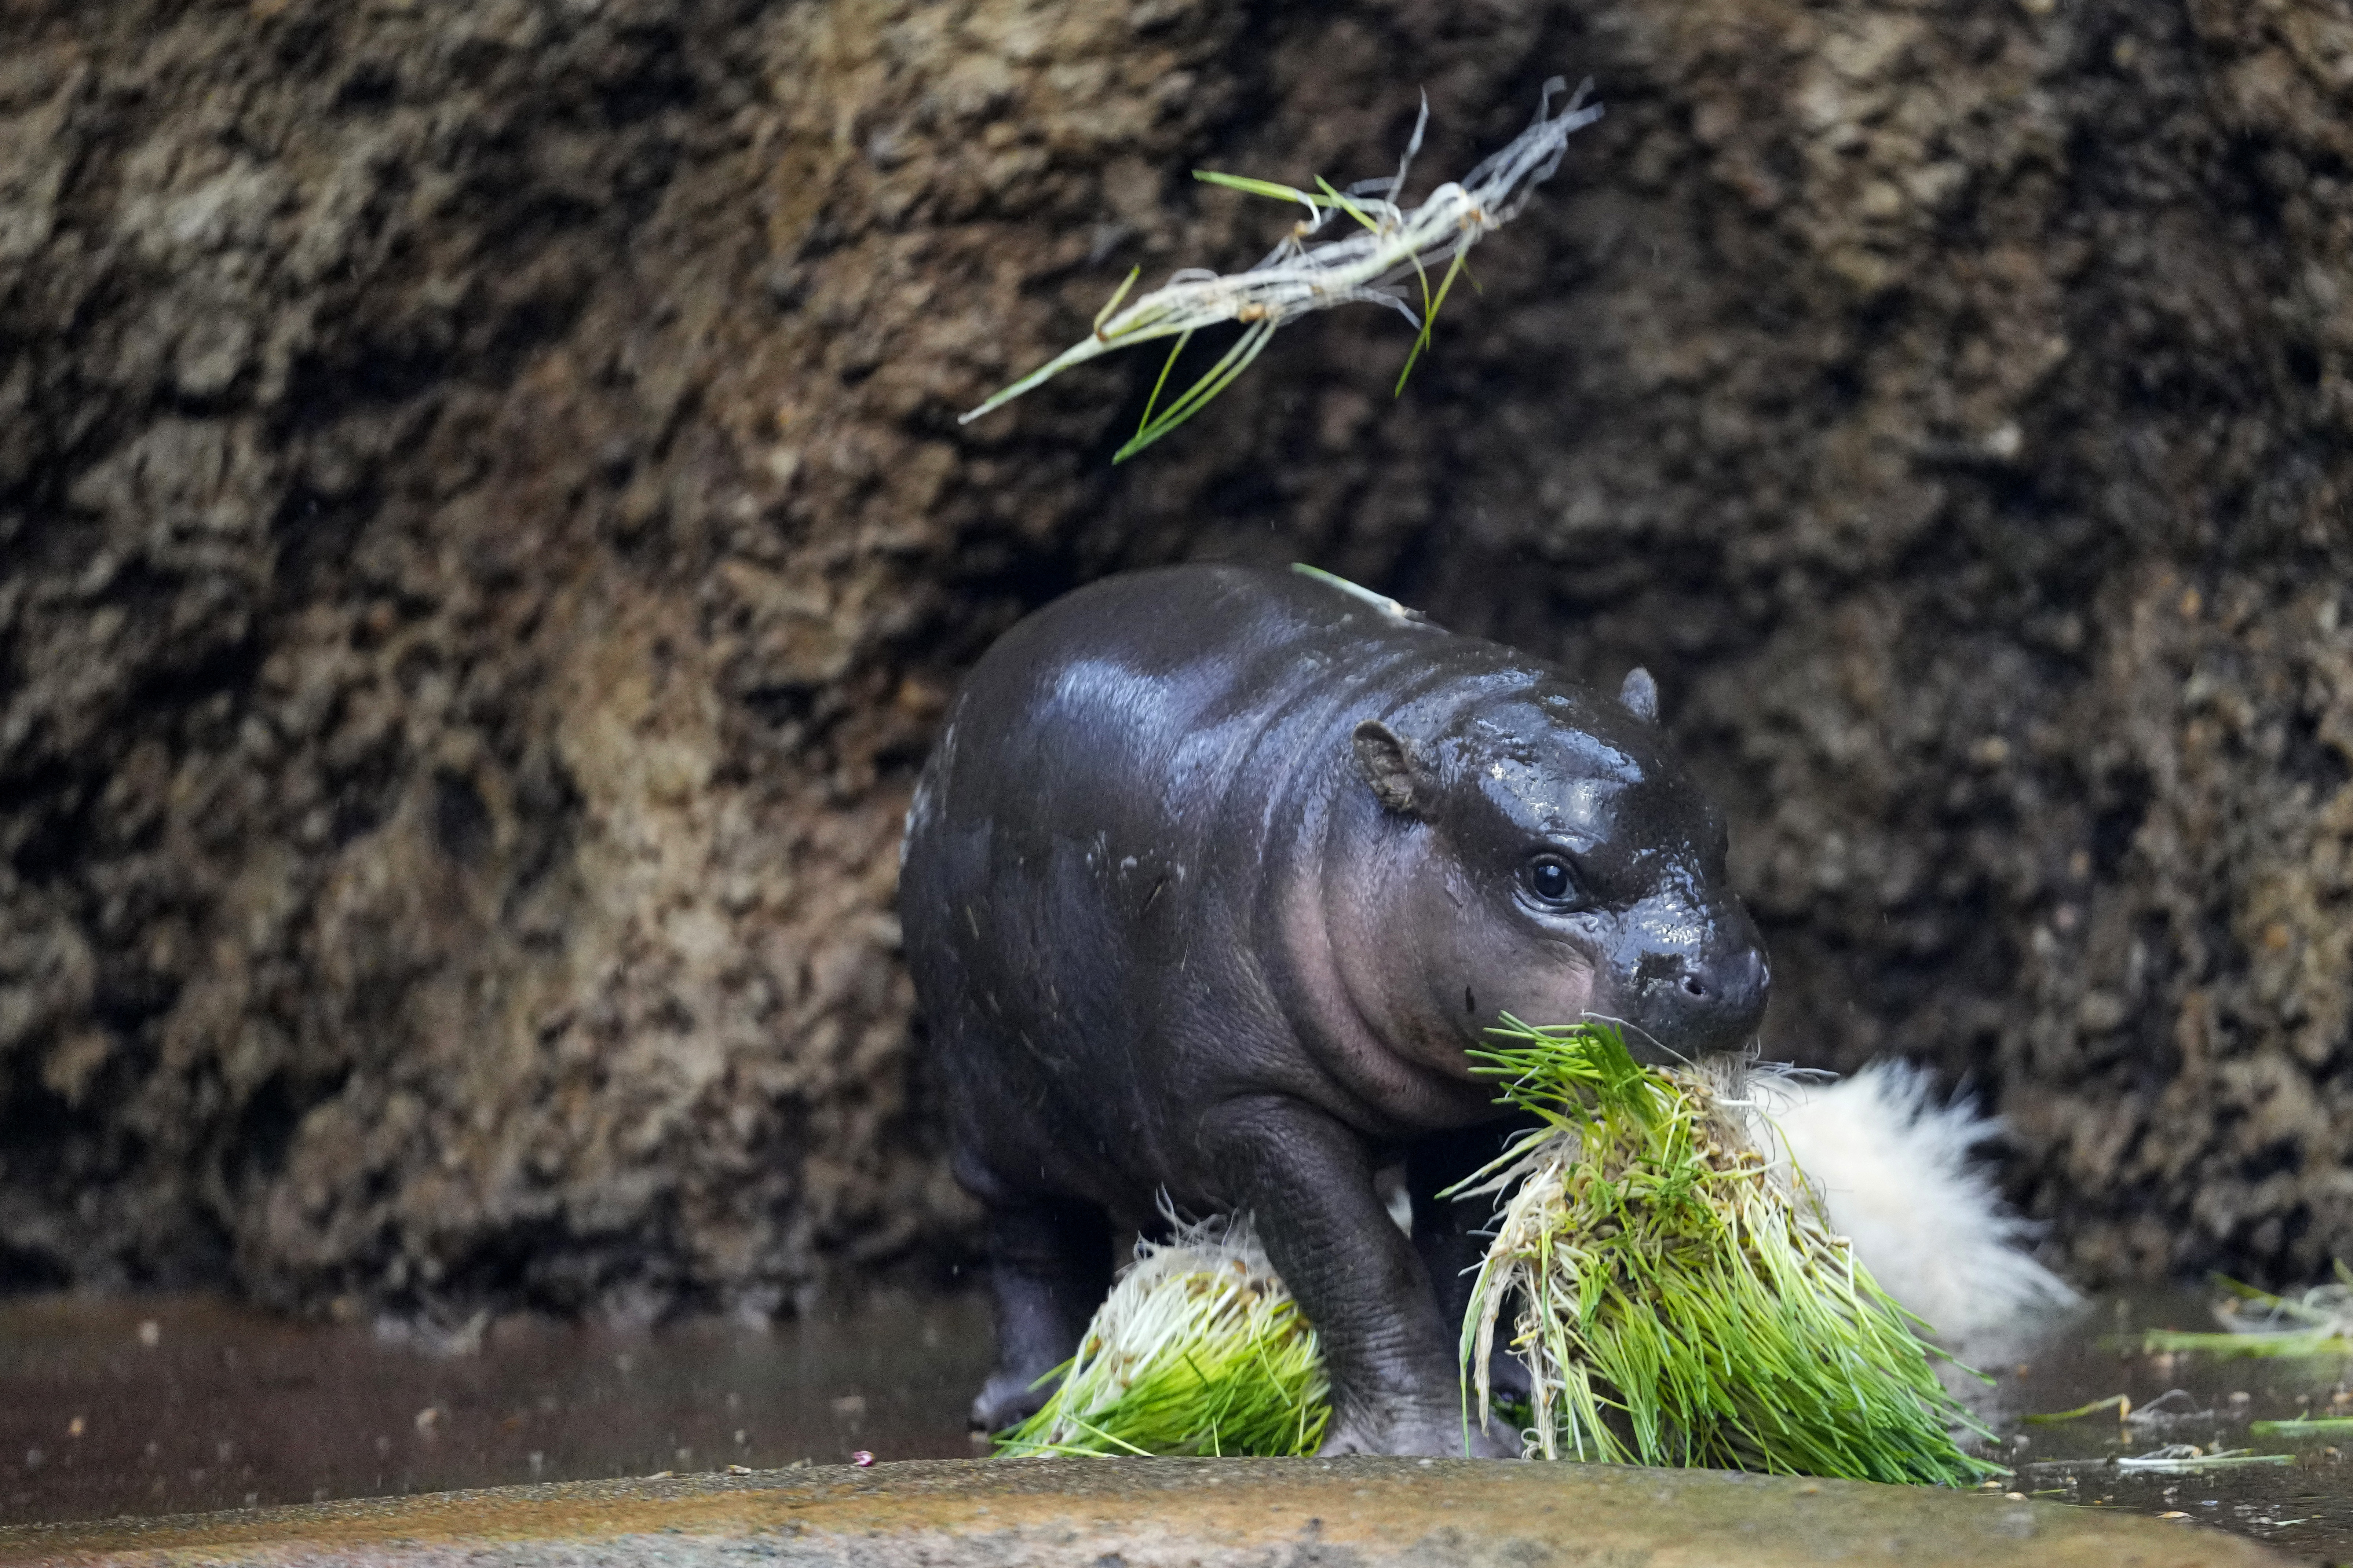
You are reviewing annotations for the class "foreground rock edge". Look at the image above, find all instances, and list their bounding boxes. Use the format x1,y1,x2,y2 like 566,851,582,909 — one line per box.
0,1456,2291,1567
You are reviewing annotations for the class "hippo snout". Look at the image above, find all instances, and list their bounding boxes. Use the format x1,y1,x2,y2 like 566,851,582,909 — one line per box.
1619,912,1770,1057
1629,946,1768,1054
1685,944,1769,1038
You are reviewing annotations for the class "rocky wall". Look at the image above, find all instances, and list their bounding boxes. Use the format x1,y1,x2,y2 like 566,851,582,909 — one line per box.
0,0,2347,1315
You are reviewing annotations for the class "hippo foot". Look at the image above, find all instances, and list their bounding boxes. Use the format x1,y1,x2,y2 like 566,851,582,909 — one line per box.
1316,1407,1521,1459
969,1367,1057,1435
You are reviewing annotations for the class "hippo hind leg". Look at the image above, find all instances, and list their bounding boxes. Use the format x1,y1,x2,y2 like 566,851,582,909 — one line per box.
971,1193,1113,1435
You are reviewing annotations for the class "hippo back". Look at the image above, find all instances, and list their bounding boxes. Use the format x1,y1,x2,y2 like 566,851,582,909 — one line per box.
898,566,1501,1204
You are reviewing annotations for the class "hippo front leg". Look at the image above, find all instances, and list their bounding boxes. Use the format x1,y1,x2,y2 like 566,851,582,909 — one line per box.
972,1194,1112,1434
1208,1096,1513,1458
1408,1122,1537,1414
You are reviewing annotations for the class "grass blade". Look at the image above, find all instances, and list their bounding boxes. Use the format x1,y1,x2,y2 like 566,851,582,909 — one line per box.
1194,169,1322,220
1394,247,1470,396
1134,329,1195,442
1114,318,1275,462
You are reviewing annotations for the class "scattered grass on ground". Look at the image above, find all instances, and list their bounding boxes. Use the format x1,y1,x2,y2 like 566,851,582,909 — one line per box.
2131,1265,2353,1358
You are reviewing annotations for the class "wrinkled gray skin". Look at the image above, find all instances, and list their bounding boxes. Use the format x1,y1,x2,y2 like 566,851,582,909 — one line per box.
899,565,1769,1457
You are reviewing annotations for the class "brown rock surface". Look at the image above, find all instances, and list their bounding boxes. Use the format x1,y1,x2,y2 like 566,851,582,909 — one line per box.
0,1457,2298,1568
0,0,2348,1314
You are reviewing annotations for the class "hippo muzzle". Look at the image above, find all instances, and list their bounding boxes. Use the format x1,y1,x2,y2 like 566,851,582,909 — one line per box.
1595,896,1772,1061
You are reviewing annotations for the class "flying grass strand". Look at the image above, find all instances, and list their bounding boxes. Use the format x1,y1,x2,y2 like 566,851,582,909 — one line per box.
1450,1019,2002,1484
960,78,1604,459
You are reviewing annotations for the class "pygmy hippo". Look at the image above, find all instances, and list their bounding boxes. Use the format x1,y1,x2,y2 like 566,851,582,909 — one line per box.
899,564,1769,1457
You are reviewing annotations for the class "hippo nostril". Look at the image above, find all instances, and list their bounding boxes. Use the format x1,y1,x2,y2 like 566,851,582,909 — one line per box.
1681,974,1708,999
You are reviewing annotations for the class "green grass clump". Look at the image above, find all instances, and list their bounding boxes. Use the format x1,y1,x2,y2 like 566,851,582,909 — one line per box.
1453,1019,2001,1484
995,1212,1330,1458
993,1021,1998,1481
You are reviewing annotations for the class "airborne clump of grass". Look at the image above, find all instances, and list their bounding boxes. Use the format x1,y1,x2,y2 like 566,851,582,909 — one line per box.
959,78,1603,461
1452,1018,2002,1484
995,1210,1329,1458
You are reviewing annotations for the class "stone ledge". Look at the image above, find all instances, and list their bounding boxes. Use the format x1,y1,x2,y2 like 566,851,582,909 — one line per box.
0,1456,2295,1567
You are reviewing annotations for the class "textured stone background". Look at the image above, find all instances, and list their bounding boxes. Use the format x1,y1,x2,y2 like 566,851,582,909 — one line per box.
0,0,2347,1319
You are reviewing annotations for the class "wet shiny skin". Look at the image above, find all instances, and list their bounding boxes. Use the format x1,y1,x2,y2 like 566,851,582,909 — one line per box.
899,565,1769,1455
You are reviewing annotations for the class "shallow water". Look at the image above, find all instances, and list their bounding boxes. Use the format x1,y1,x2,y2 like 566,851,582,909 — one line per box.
0,1291,992,1527
1956,1287,2353,1564
6,1284,2353,1562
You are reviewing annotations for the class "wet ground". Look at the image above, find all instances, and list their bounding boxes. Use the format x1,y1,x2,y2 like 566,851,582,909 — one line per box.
3,1285,2352,1563
1962,1291,2353,1565
0,1290,992,1528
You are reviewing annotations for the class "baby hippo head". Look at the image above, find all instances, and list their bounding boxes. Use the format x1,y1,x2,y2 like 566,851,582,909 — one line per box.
1343,667,1768,1069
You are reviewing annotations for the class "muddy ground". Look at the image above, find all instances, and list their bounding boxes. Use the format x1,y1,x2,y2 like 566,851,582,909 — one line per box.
0,0,2348,1318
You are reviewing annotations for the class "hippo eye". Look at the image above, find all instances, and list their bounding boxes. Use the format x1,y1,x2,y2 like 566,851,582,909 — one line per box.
1522,853,1580,908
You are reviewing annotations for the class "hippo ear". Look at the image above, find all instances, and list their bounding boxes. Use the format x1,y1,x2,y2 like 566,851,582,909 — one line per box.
1351,720,1429,817
1618,666,1659,724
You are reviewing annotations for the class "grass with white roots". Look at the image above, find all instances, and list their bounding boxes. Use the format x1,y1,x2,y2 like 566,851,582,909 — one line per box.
998,1021,2001,1482
960,79,1603,461
994,1211,1328,1458
1452,1019,1998,1481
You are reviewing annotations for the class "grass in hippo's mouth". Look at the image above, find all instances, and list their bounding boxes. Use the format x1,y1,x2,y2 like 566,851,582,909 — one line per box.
1450,1018,1998,1482
996,1020,2001,1483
